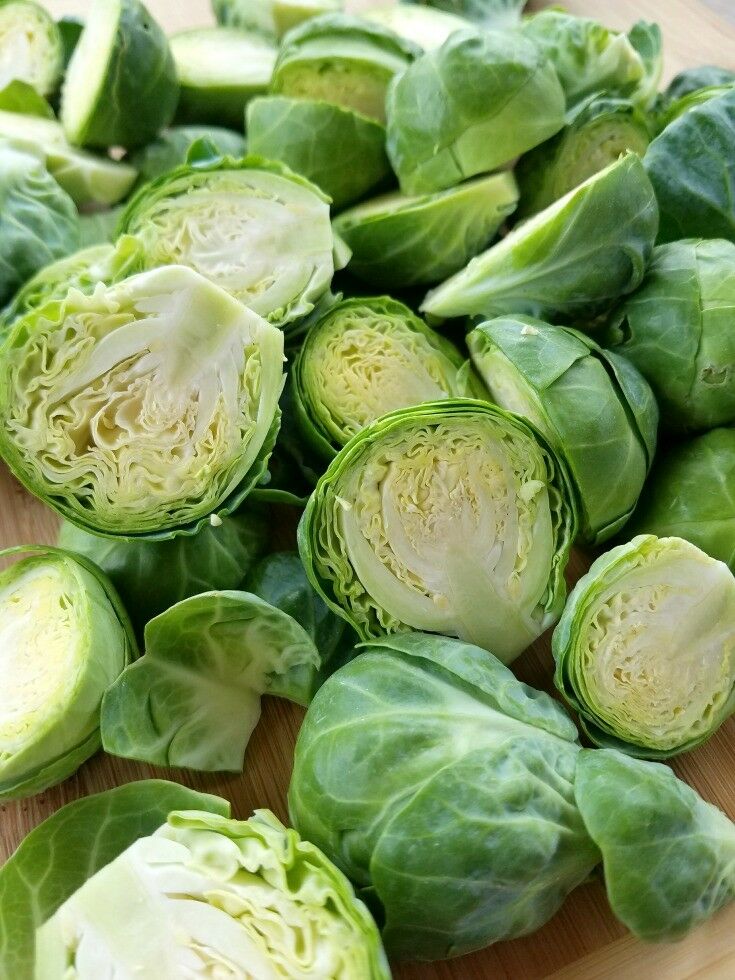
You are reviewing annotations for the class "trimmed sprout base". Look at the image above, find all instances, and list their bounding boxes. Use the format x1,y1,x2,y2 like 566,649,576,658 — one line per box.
553,535,735,757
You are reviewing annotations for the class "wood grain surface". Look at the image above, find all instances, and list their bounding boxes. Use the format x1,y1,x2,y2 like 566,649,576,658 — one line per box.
4,2,735,978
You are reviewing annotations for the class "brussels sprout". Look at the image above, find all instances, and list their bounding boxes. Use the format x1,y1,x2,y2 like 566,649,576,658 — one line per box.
293,296,483,458
0,545,135,801
1,234,142,336
575,749,735,940
271,13,419,124
386,29,565,195
213,0,344,38
36,808,390,979
607,239,735,433
78,205,123,246
0,109,138,205
553,535,735,758
516,96,651,219
663,64,735,104
423,153,658,323
289,633,599,960
0,1,63,98
0,781,230,978
408,0,526,29
0,144,79,306
655,83,733,132
644,87,735,243
0,266,285,538
0,78,54,116
298,399,576,663
58,507,268,637
627,428,735,573
247,96,389,209
468,317,657,544
120,152,338,330
101,590,321,770
171,27,277,128
128,124,246,183
61,0,178,149
521,11,657,108
363,3,468,50
334,171,518,287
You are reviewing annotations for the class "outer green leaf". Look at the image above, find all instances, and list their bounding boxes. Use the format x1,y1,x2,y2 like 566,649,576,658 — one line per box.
386,28,564,195
247,96,390,209
334,170,518,287
422,153,658,323
101,590,320,770
468,316,657,544
128,125,246,183
78,206,124,246
0,79,54,117
627,428,735,574
0,0,63,97
575,749,735,940
289,633,598,960
553,535,735,758
663,65,735,104
0,780,230,979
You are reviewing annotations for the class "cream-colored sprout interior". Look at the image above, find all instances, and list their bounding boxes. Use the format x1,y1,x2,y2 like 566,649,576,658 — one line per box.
579,538,735,750
133,171,333,322
303,308,463,444
323,413,562,662
0,2,59,95
4,268,283,533
0,559,82,760
61,0,119,141
171,29,276,87
277,58,396,122
36,816,377,979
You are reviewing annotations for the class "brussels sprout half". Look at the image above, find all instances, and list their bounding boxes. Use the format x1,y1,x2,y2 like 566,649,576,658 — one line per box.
607,239,735,433
386,28,565,195
128,125,246,184
213,0,344,38
334,170,519,287
36,809,390,979
298,399,576,664
553,535,735,758
0,266,285,539
0,0,63,98
0,144,79,306
422,153,658,323
271,13,420,124
468,316,657,545
516,96,652,219
363,3,468,50
0,545,135,801
61,0,178,149
171,27,277,128
246,96,389,209
120,152,339,330
292,296,484,457
627,428,735,574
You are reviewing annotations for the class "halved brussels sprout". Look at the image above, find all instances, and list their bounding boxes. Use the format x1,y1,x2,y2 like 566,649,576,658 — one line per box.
36,808,390,979
171,27,277,128
386,28,565,195
61,0,178,149
0,109,138,205
627,428,735,573
0,143,79,306
293,296,483,457
213,0,344,38
553,535,735,758
58,506,268,637
247,96,389,209
0,545,135,801
644,87,735,243
0,266,285,538
120,152,339,330
271,13,419,124
334,170,518,287
607,239,735,433
1,234,142,337
363,3,468,50
128,125,246,184
468,316,657,545
516,96,652,219
0,1,63,98
298,399,576,663
422,153,658,323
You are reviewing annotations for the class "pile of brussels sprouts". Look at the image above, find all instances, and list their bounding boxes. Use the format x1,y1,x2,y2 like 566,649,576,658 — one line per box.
0,0,734,975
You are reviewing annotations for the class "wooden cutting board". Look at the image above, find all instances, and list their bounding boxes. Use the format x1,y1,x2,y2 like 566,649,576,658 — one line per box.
4,2,735,977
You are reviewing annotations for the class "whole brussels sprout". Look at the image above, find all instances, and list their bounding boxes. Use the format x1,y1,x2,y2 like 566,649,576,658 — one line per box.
0,1,63,97
663,64,735,105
